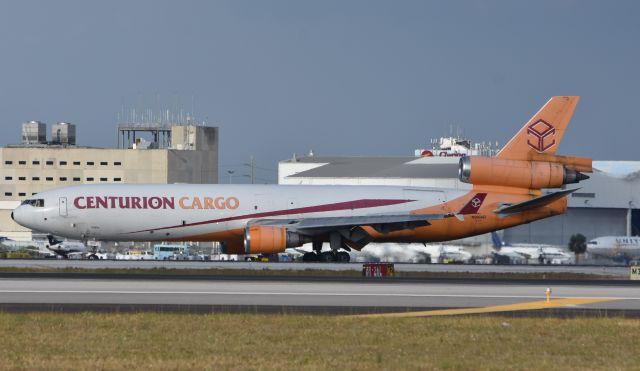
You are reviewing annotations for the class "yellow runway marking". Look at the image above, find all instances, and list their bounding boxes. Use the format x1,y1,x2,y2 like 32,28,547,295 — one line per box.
353,298,617,318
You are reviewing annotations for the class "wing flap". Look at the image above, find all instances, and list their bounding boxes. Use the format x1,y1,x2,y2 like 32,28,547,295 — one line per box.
250,213,453,234
494,188,578,216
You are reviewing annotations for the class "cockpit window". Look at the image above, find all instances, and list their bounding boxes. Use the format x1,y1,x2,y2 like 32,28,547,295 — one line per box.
21,199,45,207
588,240,597,245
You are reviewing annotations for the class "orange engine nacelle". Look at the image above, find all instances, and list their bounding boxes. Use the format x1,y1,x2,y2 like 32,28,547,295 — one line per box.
243,225,309,254
459,156,590,189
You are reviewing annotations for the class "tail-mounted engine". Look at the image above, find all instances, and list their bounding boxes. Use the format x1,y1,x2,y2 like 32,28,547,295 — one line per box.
244,225,311,254
459,156,591,189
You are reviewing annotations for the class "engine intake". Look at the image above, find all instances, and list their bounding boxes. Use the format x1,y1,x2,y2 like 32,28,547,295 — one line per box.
459,156,589,189
244,225,309,254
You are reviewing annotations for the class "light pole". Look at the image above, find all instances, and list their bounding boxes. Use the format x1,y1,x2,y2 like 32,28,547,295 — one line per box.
243,156,255,184
227,170,235,184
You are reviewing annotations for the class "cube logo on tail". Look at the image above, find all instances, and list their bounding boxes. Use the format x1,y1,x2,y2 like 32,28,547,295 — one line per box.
527,119,556,153
459,193,487,215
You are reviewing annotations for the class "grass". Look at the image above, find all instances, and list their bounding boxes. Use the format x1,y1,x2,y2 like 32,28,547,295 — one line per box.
0,313,638,370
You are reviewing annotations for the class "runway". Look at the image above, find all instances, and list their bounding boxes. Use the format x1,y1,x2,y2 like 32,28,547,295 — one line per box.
1,274,638,316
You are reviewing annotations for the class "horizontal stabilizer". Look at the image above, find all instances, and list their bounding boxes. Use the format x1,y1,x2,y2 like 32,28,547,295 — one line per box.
494,188,578,216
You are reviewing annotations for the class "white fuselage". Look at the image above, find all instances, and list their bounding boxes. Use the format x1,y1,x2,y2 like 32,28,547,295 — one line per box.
12,184,466,242
587,236,640,260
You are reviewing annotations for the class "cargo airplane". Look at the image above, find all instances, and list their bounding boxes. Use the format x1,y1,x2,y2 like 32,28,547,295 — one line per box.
12,96,592,262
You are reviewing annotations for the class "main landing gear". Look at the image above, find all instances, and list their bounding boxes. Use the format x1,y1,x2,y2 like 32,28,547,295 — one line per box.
301,240,351,263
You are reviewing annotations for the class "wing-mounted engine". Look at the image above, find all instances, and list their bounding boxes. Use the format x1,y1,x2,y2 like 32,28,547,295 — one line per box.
243,225,311,254
458,155,591,189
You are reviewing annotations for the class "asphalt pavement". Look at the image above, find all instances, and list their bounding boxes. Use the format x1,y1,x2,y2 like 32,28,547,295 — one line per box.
0,274,638,316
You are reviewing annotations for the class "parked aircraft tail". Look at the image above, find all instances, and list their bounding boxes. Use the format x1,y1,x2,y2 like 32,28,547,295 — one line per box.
46,235,62,247
491,232,503,250
497,96,580,160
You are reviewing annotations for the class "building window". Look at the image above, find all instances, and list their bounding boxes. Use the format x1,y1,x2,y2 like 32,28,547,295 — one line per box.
114,177,122,182
32,160,40,165
32,193,37,195
73,177,81,181
18,161,26,165
46,161,54,165
60,177,67,181
32,177,40,181
73,161,81,165
4,192,12,196
4,161,12,165
4,176,12,180
100,161,108,166
86,177,94,181
100,177,108,182
18,192,26,197
572,193,596,198
46,177,53,181
18,177,26,181
87,161,94,166
114,162,122,166
60,161,67,165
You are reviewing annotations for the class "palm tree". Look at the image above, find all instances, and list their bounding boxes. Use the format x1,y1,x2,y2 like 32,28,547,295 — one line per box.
568,233,587,263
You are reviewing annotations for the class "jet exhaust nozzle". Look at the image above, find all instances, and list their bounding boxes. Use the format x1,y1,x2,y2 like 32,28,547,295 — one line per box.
563,168,590,184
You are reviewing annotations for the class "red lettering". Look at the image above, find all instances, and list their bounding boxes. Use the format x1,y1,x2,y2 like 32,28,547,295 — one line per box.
204,197,214,209
74,197,86,209
131,197,142,209
142,197,149,209
118,197,130,209
86,197,95,209
95,196,108,209
162,197,174,209
108,196,117,208
149,197,162,209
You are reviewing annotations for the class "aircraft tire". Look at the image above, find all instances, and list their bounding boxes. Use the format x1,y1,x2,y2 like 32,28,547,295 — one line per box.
319,251,335,262
302,252,318,262
88,254,98,260
336,252,350,263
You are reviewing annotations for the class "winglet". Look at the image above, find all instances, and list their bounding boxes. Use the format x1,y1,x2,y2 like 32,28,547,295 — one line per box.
497,96,580,160
458,193,488,215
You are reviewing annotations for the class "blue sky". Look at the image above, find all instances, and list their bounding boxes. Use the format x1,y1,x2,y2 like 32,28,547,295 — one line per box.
1,1,638,182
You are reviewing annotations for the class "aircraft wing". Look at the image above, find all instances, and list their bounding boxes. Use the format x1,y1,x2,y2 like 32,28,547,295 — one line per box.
493,188,578,217
250,213,453,234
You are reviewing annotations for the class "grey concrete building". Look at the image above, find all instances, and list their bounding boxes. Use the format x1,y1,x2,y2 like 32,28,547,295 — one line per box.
1,122,218,240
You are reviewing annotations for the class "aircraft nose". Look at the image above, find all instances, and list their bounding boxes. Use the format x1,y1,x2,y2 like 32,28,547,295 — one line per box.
11,206,30,228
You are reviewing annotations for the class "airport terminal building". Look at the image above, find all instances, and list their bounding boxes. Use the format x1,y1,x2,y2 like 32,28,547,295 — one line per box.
0,121,219,240
278,139,640,247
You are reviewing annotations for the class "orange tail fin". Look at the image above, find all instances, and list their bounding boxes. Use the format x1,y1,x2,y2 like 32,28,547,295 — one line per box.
497,96,580,160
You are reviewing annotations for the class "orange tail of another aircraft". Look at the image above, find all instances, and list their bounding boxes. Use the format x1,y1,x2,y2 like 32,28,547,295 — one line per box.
459,96,592,191
497,96,580,160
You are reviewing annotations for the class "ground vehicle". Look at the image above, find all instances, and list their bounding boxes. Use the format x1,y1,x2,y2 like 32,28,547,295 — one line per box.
153,244,190,260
